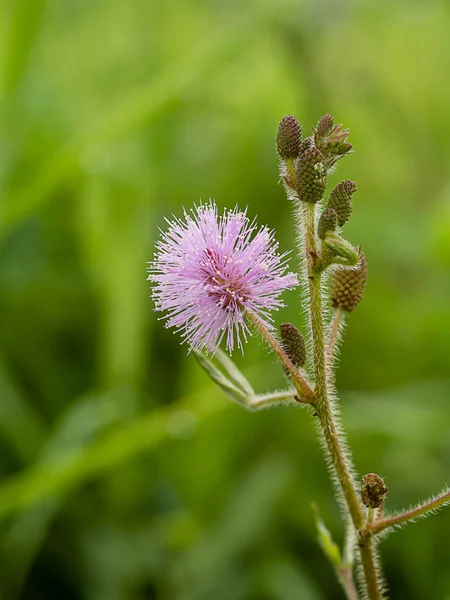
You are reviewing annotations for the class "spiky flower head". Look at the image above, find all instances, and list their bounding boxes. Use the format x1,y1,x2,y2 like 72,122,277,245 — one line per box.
280,323,306,367
149,203,298,354
361,473,388,509
331,251,367,312
326,180,357,227
295,147,327,204
276,115,302,159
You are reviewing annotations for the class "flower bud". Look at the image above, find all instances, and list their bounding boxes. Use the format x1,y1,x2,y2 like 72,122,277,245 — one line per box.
315,113,334,140
280,323,306,367
295,147,327,204
326,180,357,227
323,233,359,265
298,135,314,155
276,115,302,159
331,251,367,312
361,473,388,509
318,207,338,240
314,119,353,167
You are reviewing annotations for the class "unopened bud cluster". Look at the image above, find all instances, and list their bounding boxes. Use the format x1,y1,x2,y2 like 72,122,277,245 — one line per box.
277,112,368,309
276,113,353,200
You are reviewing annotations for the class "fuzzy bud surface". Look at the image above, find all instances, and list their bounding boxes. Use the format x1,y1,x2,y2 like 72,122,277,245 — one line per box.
280,323,306,367
331,252,367,312
276,115,302,159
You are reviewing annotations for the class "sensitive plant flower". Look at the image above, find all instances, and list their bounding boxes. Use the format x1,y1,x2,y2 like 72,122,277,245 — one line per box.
148,202,297,353
148,114,450,599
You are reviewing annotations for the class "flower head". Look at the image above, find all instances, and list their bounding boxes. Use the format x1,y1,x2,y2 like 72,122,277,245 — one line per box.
149,202,297,353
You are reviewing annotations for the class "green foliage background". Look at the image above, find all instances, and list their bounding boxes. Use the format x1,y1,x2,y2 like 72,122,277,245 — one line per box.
1,0,450,598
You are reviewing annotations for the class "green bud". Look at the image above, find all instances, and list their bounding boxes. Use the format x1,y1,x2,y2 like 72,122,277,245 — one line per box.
324,233,359,266
331,251,368,312
361,473,388,509
338,141,353,155
318,207,338,240
295,147,327,204
326,180,357,227
280,323,306,367
276,115,302,159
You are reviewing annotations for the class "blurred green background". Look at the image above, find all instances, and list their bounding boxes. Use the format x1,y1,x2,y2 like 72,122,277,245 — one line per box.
1,0,450,598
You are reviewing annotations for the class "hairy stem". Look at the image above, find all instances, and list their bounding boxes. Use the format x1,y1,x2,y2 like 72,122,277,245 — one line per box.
248,390,297,409
358,539,381,600
245,311,314,403
337,565,360,600
364,488,450,537
326,307,345,370
304,204,382,600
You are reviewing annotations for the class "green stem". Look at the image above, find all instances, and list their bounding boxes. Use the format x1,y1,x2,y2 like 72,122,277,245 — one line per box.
304,204,382,600
285,157,296,188
248,390,297,409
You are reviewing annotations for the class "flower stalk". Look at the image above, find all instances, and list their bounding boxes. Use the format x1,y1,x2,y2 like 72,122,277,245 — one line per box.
245,311,314,403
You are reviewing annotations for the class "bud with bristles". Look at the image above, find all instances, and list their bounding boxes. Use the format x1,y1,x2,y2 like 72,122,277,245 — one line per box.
295,147,327,204
331,252,367,312
361,473,388,509
276,115,302,159
280,323,306,367
326,180,357,227
318,207,338,240
315,113,334,140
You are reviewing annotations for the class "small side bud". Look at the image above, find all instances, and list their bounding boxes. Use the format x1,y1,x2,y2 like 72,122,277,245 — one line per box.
295,147,327,204
361,473,388,509
318,207,338,240
326,180,357,227
280,323,306,367
276,115,302,159
323,233,359,265
315,113,334,140
331,251,367,312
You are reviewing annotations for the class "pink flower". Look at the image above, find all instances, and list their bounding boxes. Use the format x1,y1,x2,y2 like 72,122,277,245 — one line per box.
148,203,297,353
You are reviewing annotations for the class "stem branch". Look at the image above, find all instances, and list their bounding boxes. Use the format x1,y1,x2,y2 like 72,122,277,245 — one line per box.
364,488,450,537
248,390,297,409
